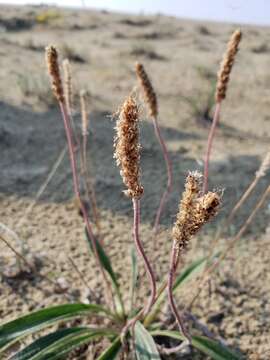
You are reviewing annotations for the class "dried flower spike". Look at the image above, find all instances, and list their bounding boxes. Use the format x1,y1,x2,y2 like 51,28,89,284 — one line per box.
215,29,242,102
256,151,270,178
135,62,158,118
45,45,64,103
114,95,143,199
62,59,73,115
80,90,89,136
172,172,220,253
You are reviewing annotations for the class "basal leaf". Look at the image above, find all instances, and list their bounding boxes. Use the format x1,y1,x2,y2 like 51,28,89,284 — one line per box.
0,303,112,352
96,337,122,360
134,322,161,360
151,330,243,360
11,327,116,360
85,229,125,317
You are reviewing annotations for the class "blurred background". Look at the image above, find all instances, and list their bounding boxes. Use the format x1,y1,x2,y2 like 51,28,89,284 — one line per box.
2,0,270,25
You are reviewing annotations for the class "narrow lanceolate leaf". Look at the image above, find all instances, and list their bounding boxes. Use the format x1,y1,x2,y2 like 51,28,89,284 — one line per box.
134,322,161,360
11,327,116,360
151,330,243,360
85,229,125,317
96,337,122,360
129,245,138,312
0,303,112,352
144,257,207,327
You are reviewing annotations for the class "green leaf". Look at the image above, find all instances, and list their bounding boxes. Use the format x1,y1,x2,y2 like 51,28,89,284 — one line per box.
129,246,138,313
144,257,207,327
85,229,125,318
0,303,113,352
151,330,243,360
173,256,208,291
134,322,161,360
11,327,116,360
96,337,122,360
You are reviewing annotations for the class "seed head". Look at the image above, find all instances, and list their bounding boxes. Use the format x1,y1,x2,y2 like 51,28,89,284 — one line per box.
45,45,64,103
215,29,242,102
80,90,89,136
256,150,270,178
135,62,158,118
114,95,143,199
172,172,220,252
62,59,73,114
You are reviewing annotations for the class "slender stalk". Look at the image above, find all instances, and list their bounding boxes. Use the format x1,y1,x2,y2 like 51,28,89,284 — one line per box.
167,244,191,344
18,146,67,229
68,256,97,301
0,234,69,296
188,184,270,310
207,176,259,260
82,131,101,233
133,199,156,314
226,176,259,225
0,234,35,273
59,102,113,308
121,199,157,341
203,102,221,194
152,115,173,234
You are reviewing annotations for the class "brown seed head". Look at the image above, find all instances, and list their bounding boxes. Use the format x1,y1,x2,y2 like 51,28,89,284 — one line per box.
62,59,73,114
135,62,158,118
256,150,270,178
80,90,89,136
114,95,144,199
172,172,220,252
215,29,242,102
45,45,64,103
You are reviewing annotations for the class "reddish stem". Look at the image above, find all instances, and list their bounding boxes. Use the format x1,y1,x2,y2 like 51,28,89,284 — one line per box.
168,244,191,344
59,102,113,307
203,102,222,194
152,116,173,234
133,198,156,314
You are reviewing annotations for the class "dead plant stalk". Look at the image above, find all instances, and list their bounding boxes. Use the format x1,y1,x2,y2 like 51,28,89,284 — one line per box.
188,183,270,310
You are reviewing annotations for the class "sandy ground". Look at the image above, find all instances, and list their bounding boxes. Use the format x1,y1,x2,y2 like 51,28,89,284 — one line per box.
0,5,270,359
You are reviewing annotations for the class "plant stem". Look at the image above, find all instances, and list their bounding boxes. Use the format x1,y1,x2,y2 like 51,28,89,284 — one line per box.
0,234,70,296
152,116,173,235
207,175,259,261
133,198,156,314
226,176,259,225
82,131,101,234
59,101,113,308
121,199,156,341
203,101,222,194
187,184,270,310
168,244,191,344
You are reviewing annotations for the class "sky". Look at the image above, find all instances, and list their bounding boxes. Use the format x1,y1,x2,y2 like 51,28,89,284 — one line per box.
1,0,270,26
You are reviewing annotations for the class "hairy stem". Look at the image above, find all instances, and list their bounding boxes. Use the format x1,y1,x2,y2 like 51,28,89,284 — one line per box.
82,132,101,234
168,244,191,344
59,101,114,309
133,198,156,314
203,102,222,194
152,116,173,234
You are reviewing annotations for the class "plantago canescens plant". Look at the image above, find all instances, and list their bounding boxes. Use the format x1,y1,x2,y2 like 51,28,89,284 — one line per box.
0,37,251,360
